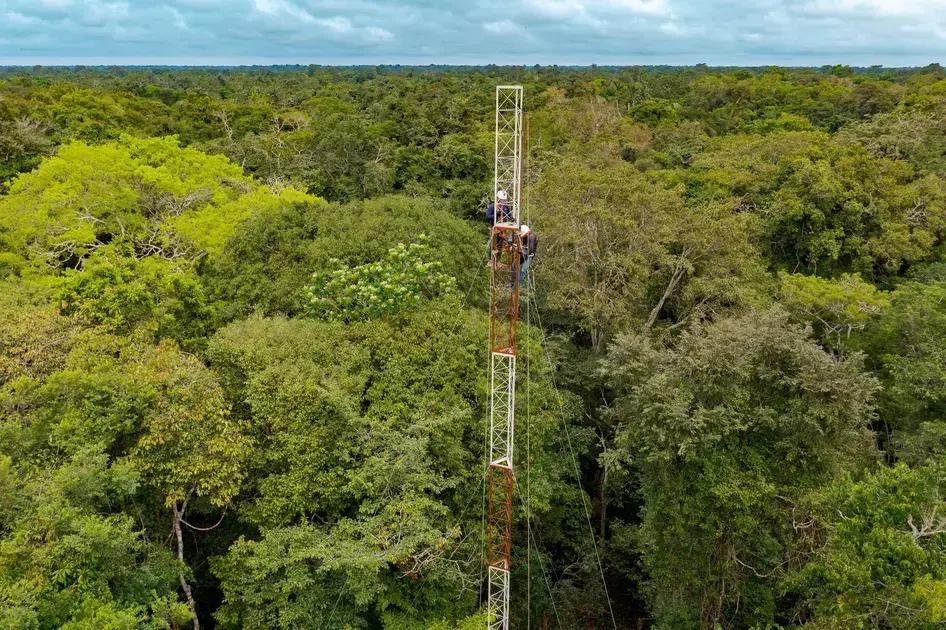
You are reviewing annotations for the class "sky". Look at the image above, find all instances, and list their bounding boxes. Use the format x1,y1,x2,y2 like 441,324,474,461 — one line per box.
3,0,946,67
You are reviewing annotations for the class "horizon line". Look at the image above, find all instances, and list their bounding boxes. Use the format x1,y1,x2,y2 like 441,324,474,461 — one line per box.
1,62,943,70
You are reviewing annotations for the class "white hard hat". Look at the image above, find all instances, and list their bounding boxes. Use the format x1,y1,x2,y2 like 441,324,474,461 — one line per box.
497,189,508,200
520,224,530,232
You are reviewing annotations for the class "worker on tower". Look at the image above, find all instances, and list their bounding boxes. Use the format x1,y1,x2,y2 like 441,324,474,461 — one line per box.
486,189,513,224
519,224,537,285
486,189,515,269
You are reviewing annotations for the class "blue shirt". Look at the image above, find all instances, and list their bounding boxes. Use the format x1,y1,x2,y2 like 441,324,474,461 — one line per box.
486,201,513,224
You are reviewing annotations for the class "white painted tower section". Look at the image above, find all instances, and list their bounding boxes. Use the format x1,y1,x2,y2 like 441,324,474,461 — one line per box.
494,86,523,226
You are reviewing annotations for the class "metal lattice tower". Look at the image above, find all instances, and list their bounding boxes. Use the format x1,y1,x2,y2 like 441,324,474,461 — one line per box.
495,86,523,226
486,85,523,630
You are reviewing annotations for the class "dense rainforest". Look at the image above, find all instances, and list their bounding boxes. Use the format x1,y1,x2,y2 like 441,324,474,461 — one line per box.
2,63,946,629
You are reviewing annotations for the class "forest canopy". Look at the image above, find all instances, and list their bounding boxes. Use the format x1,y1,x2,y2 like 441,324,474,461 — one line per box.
2,64,946,629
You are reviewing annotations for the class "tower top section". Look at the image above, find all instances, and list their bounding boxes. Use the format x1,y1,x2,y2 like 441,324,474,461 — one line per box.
494,85,523,227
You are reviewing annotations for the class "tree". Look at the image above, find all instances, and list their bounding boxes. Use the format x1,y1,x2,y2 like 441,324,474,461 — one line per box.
0,452,186,629
532,158,764,349
204,195,482,321
0,117,54,184
127,342,248,629
779,271,889,351
0,329,197,628
208,308,480,627
303,239,456,322
840,105,946,177
783,464,946,629
59,243,213,349
604,308,878,628
207,299,577,627
687,131,946,278
862,274,946,463
0,288,245,629
0,135,315,273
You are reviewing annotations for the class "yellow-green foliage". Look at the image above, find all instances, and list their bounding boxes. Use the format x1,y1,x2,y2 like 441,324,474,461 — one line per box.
779,271,890,347
0,135,319,272
169,185,313,258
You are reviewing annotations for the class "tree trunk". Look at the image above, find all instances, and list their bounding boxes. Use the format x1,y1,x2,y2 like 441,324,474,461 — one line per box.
644,261,687,332
172,502,200,630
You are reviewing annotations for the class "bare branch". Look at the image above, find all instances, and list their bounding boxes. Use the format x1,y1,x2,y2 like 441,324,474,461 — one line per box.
907,508,946,543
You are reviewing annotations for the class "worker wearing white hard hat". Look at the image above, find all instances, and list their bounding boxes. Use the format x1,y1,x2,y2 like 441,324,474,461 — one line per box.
486,189,513,224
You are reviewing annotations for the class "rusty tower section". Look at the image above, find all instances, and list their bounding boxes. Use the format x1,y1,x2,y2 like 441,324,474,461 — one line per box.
486,85,523,630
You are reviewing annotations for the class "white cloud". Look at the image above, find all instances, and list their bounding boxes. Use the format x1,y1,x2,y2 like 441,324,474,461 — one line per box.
804,0,946,17
518,0,672,35
169,6,188,30
902,22,946,41
168,0,225,7
659,21,683,36
364,26,393,41
598,0,670,16
521,0,606,30
4,11,38,27
522,0,585,20
314,15,353,31
483,19,525,36
249,1,392,41
253,0,314,22
71,1,130,27
521,0,669,20
657,19,705,37
312,16,393,40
